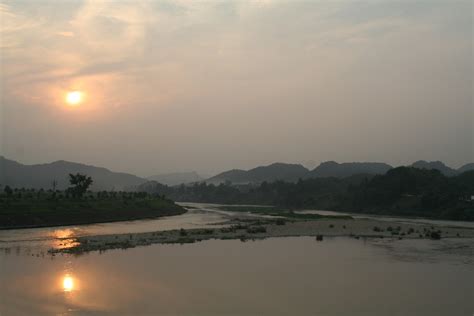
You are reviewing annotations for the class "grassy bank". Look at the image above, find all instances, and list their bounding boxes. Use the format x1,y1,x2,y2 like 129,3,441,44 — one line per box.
0,190,186,229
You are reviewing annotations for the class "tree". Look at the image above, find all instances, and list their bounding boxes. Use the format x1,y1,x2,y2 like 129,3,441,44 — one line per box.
68,173,93,198
4,185,13,197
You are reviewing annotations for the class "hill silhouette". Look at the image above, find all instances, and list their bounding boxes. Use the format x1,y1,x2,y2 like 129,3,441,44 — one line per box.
206,163,309,184
305,161,392,178
410,160,457,176
207,161,393,184
0,157,146,191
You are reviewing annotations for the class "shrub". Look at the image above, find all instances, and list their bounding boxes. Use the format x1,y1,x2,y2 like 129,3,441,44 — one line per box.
246,226,267,234
275,218,286,225
430,231,441,240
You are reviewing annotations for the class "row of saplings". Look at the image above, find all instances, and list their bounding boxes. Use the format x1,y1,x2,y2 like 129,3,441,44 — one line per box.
1,173,93,199
1,173,166,201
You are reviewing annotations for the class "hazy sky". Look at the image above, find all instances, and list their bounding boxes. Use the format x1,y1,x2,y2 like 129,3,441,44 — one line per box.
1,0,472,176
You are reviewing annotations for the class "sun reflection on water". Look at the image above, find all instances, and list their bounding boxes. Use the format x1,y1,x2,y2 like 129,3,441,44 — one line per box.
51,229,81,250
52,229,75,239
53,238,80,250
63,275,75,292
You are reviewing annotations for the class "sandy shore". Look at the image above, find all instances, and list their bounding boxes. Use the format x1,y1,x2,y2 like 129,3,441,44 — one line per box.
51,217,474,254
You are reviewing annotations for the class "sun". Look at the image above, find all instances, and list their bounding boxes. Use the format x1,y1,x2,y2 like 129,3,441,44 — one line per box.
66,91,83,106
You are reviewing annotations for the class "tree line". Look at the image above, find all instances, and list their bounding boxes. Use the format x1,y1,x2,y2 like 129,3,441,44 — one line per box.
140,167,474,221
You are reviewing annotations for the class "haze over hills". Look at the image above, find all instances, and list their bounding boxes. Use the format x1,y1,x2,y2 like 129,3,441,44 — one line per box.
147,172,204,186
0,156,146,191
1,157,472,190
458,163,474,174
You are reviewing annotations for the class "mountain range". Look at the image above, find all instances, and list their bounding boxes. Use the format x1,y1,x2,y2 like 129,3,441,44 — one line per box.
206,160,473,184
1,156,472,190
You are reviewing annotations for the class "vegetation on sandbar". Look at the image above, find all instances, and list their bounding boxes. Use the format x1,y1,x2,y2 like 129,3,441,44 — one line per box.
218,205,353,220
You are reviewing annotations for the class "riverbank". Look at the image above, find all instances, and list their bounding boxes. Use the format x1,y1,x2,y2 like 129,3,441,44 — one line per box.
51,216,474,254
0,197,186,229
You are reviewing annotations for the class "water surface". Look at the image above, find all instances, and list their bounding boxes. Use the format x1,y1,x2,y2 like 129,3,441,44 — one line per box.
0,203,473,315
0,237,472,316
0,203,229,251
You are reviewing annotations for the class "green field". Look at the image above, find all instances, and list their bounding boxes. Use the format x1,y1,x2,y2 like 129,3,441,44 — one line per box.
0,190,186,229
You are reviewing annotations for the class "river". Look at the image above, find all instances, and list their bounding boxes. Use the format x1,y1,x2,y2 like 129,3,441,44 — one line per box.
0,203,473,315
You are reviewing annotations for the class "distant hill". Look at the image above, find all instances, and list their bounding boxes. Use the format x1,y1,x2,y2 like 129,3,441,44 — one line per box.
147,171,203,186
136,180,170,194
206,163,309,184
206,169,248,184
207,161,394,184
0,157,146,191
458,163,474,174
2,156,468,191
410,160,457,176
305,161,392,179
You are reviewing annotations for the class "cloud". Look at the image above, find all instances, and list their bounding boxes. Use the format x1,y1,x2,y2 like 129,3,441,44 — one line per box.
0,3,44,49
57,31,75,37
1,0,472,173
